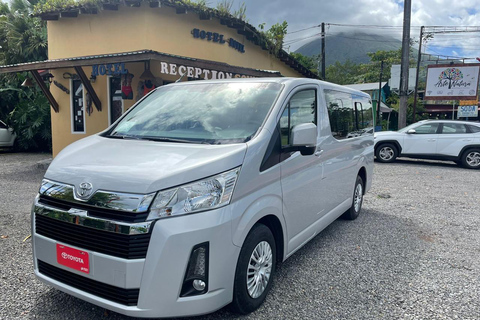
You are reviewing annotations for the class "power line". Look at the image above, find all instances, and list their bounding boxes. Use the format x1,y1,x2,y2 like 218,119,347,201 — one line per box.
284,33,322,46
286,25,321,35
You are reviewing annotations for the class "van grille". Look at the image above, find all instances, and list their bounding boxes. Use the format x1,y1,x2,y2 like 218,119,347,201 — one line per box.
35,214,151,259
38,195,149,223
37,260,140,306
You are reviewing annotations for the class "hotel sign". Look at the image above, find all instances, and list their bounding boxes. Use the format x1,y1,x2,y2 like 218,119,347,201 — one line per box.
91,62,128,77
192,28,245,53
159,61,254,79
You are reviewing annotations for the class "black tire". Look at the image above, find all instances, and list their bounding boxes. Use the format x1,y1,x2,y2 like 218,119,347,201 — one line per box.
461,149,480,169
375,143,398,163
342,175,364,220
231,223,276,315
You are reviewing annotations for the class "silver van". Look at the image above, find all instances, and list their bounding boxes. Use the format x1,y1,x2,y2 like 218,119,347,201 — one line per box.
32,78,374,318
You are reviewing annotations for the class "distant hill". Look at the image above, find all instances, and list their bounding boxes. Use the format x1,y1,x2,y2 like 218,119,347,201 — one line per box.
295,32,403,66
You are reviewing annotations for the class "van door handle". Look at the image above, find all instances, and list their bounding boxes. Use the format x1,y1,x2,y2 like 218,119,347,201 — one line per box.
315,150,324,157
462,139,472,142
427,139,436,142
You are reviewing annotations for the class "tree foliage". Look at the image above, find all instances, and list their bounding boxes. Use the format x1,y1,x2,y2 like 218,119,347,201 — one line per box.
0,0,51,151
289,52,318,75
258,20,288,54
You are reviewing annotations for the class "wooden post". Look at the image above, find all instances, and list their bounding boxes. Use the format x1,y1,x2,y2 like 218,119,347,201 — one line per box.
30,70,59,113
74,66,102,111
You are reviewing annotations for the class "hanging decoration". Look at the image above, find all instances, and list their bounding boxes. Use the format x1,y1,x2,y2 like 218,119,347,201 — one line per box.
53,80,70,94
121,73,134,100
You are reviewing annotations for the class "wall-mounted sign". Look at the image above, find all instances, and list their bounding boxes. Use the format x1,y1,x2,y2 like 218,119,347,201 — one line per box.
457,105,478,118
425,64,480,100
192,28,245,53
91,63,128,77
159,61,254,80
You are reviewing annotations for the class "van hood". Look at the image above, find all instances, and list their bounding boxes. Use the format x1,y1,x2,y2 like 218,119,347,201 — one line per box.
45,135,247,195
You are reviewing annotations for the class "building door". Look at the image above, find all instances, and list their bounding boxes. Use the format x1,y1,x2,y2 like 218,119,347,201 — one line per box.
109,76,124,125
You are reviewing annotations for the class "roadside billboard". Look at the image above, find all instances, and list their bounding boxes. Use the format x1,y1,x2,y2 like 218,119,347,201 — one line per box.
389,65,416,91
425,64,480,100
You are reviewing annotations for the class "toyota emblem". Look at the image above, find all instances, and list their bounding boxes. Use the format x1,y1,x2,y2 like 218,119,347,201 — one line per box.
77,182,93,199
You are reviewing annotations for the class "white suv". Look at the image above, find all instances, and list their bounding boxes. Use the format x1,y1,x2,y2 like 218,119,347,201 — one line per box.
374,120,480,169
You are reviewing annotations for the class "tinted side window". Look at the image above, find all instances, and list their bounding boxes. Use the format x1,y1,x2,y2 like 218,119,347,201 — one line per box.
353,95,374,132
441,123,467,134
415,123,439,134
0,121,7,129
468,125,480,133
324,89,354,140
280,89,316,146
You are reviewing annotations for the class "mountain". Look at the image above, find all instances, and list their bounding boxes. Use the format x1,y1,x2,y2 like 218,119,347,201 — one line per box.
294,32,403,66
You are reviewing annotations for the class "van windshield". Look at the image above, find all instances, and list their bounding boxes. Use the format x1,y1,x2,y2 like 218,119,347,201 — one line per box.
107,82,283,144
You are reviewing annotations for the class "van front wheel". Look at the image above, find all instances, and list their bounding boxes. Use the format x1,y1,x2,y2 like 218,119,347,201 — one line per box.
231,224,276,314
342,175,364,220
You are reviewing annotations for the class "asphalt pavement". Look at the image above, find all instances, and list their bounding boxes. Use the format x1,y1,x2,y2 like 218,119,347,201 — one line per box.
1,152,479,320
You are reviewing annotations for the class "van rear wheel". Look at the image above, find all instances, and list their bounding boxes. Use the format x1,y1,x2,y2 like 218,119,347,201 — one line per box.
231,223,276,314
342,175,364,220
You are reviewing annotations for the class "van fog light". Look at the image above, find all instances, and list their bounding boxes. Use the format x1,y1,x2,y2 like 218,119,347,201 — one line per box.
193,279,206,291
180,242,209,297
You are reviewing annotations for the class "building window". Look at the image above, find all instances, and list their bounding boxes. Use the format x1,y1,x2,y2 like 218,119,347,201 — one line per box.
280,89,317,146
109,76,124,125
71,79,85,133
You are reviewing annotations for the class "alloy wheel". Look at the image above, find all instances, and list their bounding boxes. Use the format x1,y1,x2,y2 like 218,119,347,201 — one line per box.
354,183,363,212
466,151,480,168
379,147,394,161
247,241,273,299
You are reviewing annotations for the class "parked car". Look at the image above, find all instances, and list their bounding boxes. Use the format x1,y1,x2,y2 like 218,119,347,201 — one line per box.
31,78,374,318
0,120,16,149
374,120,480,169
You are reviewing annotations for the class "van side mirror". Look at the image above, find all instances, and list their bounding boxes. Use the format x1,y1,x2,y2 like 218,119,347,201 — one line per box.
283,123,317,156
407,129,416,134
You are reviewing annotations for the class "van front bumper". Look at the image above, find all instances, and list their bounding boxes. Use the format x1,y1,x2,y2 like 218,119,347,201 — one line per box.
32,203,241,318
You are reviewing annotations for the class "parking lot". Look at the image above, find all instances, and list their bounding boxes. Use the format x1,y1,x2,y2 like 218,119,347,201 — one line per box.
1,152,479,320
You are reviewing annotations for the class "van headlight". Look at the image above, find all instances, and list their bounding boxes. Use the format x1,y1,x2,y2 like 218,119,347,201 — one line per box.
147,167,240,220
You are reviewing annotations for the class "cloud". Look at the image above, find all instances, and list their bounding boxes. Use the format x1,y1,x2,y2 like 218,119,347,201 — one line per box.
210,0,480,58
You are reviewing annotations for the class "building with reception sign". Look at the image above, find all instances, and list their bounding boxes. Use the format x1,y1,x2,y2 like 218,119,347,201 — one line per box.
0,0,316,156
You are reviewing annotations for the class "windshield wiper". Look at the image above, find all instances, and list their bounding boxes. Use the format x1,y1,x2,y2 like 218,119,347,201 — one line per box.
141,136,211,144
106,134,143,140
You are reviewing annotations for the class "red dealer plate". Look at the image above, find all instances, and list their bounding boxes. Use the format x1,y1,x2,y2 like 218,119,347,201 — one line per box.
56,244,90,274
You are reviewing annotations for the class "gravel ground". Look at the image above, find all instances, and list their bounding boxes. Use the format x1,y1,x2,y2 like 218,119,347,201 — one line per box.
1,152,479,320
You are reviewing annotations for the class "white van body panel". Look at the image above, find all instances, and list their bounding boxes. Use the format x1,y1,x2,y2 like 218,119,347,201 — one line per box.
32,78,374,318
46,135,247,194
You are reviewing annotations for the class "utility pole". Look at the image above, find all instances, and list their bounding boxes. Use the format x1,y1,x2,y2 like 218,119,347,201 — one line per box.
321,22,326,80
412,26,424,123
377,60,384,127
398,0,412,129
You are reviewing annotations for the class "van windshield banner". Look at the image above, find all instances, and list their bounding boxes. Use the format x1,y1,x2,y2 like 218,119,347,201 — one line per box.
425,64,480,100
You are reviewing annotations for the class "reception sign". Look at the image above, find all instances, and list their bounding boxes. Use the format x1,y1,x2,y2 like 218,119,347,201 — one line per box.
425,64,480,100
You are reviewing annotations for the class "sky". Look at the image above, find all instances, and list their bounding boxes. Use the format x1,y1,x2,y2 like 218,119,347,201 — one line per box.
210,0,480,62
